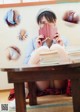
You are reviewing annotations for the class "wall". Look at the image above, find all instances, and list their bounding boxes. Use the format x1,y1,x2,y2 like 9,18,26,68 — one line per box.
0,2,80,89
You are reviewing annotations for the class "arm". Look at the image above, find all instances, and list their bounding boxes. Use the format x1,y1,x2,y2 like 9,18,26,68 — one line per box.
24,35,48,64
24,38,35,64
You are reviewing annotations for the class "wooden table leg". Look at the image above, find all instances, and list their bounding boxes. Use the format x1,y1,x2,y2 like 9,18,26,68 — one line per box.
28,82,37,106
14,83,26,112
71,79,80,112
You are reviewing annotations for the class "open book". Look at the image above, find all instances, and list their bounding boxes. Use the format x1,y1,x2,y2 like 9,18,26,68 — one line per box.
39,45,71,65
39,23,58,42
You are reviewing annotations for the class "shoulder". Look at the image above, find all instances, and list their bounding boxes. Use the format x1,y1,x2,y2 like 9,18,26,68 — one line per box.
32,36,37,42
26,37,35,46
27,36,37,49
28,36,37,43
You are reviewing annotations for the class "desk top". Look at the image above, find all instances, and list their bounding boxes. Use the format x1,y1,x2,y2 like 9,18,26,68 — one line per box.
0,62,80,72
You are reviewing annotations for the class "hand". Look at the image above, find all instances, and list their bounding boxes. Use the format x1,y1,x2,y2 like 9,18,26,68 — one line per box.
54,33,64,46
36,35,45,48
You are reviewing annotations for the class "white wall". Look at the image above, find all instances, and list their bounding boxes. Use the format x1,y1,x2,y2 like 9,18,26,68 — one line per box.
3,0,20,4
0,0,3,4
0,2,80,90
0,0,47,4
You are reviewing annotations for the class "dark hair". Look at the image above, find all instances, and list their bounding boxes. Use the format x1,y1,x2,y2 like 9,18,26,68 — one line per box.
37,11,57,24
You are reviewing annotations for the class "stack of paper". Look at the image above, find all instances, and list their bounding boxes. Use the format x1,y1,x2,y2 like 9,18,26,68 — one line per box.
40,50,60,65
68,50,80,63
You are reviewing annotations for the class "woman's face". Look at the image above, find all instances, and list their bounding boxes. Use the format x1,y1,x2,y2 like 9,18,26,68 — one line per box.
39,16,56,28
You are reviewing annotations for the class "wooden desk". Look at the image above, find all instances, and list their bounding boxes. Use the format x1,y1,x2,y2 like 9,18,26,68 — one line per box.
0,63,80,112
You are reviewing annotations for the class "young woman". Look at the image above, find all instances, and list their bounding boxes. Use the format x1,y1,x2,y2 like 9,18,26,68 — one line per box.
24,9,70,94
8,9,71,100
